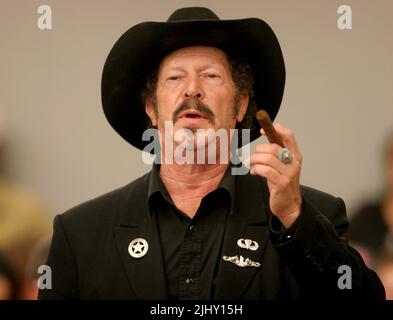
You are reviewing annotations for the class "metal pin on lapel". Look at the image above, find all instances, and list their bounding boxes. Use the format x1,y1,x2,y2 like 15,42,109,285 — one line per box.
223,255,261,268
237,238,259,251
128,238,149,258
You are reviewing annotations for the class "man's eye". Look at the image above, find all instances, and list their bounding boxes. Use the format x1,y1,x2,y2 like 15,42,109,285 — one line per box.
167,76,181,81
206,74,219,78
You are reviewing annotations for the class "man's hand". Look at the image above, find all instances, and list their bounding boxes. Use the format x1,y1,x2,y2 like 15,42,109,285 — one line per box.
249,123,303,228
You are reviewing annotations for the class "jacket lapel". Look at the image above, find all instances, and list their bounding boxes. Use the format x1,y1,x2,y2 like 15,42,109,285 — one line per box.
114,173,168,299
214,174,270,299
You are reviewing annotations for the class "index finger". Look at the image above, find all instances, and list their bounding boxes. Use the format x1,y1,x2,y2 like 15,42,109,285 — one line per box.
268,123,302,162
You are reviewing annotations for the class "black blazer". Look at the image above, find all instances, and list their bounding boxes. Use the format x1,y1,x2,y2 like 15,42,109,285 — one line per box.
38,171,385,299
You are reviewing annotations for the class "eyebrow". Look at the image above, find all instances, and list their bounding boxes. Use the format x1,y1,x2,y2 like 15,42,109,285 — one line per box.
163,66,186,72
163,64,224,73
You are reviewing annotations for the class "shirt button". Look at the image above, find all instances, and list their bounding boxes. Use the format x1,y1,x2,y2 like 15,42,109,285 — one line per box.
185,278,194,285
189,225,196,232
304,249,312,259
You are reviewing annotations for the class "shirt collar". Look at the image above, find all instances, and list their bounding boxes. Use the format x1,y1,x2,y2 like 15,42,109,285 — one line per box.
147,163,236,215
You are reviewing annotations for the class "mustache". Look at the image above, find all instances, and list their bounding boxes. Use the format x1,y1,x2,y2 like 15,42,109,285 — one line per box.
172,98,215,124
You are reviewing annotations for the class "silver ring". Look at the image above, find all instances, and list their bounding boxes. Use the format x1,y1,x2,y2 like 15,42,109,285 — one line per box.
278,148,293,165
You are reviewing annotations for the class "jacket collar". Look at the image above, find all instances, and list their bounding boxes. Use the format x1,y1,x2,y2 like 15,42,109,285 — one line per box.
114,171,168,299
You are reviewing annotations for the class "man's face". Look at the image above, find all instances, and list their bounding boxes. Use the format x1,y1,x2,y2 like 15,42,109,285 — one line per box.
145,46,248,148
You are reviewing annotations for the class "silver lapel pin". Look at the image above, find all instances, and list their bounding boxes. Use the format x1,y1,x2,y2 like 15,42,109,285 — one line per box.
128,238,149,258
237,238,259,251
223,255,261,268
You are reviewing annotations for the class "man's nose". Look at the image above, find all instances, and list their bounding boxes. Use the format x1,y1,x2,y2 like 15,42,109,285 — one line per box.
182,78,205,100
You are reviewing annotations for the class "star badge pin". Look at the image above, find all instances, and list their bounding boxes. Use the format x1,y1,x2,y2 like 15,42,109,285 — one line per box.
128,238,148,258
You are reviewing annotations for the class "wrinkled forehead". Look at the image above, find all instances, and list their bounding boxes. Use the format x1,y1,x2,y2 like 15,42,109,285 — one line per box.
158,46,231,72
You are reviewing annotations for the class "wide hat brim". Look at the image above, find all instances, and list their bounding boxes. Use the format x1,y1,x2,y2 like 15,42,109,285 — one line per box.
101,10,285,151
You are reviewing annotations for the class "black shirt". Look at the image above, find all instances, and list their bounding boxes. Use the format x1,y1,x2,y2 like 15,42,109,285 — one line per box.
147,164,235,300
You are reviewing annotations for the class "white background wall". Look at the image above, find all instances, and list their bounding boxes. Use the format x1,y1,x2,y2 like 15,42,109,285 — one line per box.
1,0,392,217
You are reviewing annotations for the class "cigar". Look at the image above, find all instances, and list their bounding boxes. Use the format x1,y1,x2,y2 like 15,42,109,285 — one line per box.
255,110,284,147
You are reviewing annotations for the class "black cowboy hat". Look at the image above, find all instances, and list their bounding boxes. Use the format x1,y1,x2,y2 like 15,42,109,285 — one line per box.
101,7,285,150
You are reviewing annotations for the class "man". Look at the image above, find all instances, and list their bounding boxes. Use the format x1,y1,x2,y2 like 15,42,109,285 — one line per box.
39,7,384,299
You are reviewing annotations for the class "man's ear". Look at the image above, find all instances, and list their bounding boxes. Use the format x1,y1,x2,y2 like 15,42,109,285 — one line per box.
236,94,249,122
145,97,157,126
